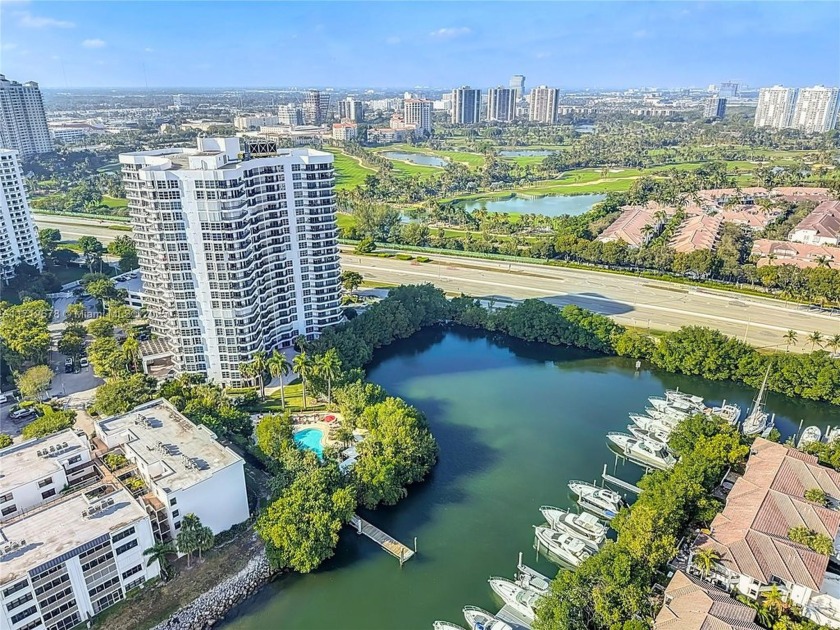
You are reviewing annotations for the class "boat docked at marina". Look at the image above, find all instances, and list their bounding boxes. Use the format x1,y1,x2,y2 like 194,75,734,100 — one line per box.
709,401,742,425
644,406,686,423
607,432,677,470
798,425,822,448
539,506,607,549
488,577,542,621
630,413,676,436
665,389,704,407
568,480,626,520
534,526,592,567
434,622,467,630
514,557,551,595
742,366,775,437
463,606,513,630
628,424,670,447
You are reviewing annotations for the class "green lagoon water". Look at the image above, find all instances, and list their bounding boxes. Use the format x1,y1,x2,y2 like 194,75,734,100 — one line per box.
221,327,840,630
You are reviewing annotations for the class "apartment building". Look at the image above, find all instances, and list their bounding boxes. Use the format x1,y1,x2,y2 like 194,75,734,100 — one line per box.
450,86,481,124
403,98,432,135
0,433,159,630
303,90,330,126
529,86,559,124
233,115,280,131
0,149,43,282
277,104,304,126
337,98,364,123
0,74,53,157
789,200,840,246
509,75,525,101
654,571,761,630
95,399,250,538
791,86,840,133
703,96,727,120
597,203,673,248
486,87,516,122
119,137,342,386
331,122,358,142
754,86,797,129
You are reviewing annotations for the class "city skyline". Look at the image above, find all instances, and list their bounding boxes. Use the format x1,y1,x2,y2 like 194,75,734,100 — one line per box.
1,1,838,89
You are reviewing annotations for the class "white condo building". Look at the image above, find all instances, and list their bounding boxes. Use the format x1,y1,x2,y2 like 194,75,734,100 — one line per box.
338,98,364,123
486,87,516,122
120,137,342,386
403,99,432,135
529,86,560,124
450,86,481,124
0,431,159,630
754,86,797,129
303,90,330,126
277,104,304,126
509,75,525,101
0,74,53,157
791,86,840,133
0,149,43,282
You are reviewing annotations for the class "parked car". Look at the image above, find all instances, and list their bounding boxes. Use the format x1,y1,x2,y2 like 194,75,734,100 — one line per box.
64,357,74,373
0,393,9,405
10,408,34,420
79,357,89,369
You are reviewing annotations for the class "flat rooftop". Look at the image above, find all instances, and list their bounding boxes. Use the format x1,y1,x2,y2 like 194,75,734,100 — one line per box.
0,430,89,494
0,488,146,586
96,399,242,493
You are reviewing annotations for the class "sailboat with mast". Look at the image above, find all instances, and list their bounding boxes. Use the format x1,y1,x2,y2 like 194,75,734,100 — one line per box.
741,365,775,437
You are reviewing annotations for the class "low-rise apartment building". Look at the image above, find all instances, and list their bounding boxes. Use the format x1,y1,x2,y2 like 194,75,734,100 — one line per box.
669,214,724,253
655,571,761,630
597,203,673,248
752,238,840,270
789,200,840,246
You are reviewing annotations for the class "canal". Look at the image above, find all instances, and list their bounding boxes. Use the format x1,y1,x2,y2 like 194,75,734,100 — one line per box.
221,326,840,630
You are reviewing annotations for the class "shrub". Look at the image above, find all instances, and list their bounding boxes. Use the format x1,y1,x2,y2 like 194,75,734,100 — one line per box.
104,452,129,471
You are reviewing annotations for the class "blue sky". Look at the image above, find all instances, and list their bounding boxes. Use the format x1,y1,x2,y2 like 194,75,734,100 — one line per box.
1,1,838,89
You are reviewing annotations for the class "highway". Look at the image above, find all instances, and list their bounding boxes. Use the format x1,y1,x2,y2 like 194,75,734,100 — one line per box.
34,214,840,351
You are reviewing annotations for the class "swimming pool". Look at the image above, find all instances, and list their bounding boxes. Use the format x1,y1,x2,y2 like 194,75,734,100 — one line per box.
293,428,324,457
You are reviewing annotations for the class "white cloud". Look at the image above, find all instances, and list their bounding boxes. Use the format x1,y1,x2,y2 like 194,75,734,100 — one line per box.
1,42,18,50
535,51,551,59
429,26,471,39
144,47,155,53
82,38,106,48
632,29,649,39
17,11,75,28
385,36,401,45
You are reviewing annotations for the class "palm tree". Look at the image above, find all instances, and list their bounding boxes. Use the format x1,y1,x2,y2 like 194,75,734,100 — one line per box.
316,349,342,406
692,547,720,579
761,584,790,619
238,360,256,392
808,331,824,351
828,334,840,356
782,329,798,352
122,336,140,373
292,351,314,410
143,542,177,580
267,349,291,408
250,350,269,399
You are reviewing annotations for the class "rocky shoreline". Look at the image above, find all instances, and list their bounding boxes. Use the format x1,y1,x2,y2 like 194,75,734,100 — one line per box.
151,549,274,630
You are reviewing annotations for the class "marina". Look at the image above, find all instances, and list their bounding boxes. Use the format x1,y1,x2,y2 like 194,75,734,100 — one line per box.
348,514,415,565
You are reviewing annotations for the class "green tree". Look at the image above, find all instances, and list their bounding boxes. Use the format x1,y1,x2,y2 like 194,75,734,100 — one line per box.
805,487,829,506
292,351,315,410
0,300,52,368
37,228,62,261
57,330,85,362
21,407,75,439
828,334,840,355
88,336,128,378
64,302,87,324
16,365,54,401
692,547,720,579
255,413,294,460
143,542,177,580
92,374,158,416
783,329,798,352
87,317,114,338
788,526,835,555
354,237,377,254
86,278,119,309
340,270,363,293
808,331,824,351
0,433,12,448
122,336,141,372
316,349,341,405
267,349,291,409
107,235,138,272
77,236,106,273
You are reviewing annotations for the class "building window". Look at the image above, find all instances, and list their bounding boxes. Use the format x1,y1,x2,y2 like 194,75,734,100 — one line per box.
37,477,53,488
171,509,179,518
121,564,142,580
1,505,17,516
4,591,33,611
0,492,12,504
41,488,56,499
10,606,36,624
169,497,177,506
115,540,138,555
68,455,82,465
112,527,136,544
2,580,28,598
174,521,181,530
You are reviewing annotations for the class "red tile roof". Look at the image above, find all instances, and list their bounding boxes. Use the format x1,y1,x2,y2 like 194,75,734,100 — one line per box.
655,571,761,630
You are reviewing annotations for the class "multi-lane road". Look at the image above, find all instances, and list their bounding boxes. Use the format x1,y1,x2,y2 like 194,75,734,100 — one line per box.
35,214,840,351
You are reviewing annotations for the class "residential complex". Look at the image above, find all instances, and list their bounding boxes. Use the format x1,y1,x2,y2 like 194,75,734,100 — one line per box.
303,90,330,126
337,98,364,123
753,239,840,270
450,86,481,124
277,104,304,126
789,200,840,246
703,96,727,120
654,571,761,630
669,214,724,253
509,75,525,101
119,137,342,386
0,149,44,282
403,98,432,135
0,74,53,157
696,438,840,628
486,87,516,123
233,114,280,131
718,82,740,98
791,86,840,133
529,86,559,124
754,85,797,129
597,203,673,248
332,122,358,142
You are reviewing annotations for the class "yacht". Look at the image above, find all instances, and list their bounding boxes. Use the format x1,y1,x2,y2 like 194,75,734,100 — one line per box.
665,389,704,407
568,480,626,520
798,425,822,449
628,424,670,447
534,526,592,567
742,366,774,436
709,401,742,425
645,406,686,423
434,623,467,630
630,413,675,436
488,577,542,621
607,432,677,470
463,607,512,630
539,506,607,549
514,557,551,595
826,427,840,443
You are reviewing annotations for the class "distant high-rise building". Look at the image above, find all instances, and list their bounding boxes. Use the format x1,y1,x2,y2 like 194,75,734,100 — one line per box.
173,94,189,109
754,86,797,130
486,87,517,123
791,86,840,133
703,96,727,120
303,90,330,125
529,86,559,124
403,98,433,135
119,137,342,386
278,104,305,126
0,74,53,157
451,86,481,124
0,149,43,282
509,75,526,101
338,97,364,123
718,82,740,99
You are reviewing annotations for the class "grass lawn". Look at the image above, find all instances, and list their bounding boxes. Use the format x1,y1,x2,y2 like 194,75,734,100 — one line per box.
51,264,91,285
100,196,128,209
388,159,441,177
259,381,327,414
336,212,356,231
322,148,375,190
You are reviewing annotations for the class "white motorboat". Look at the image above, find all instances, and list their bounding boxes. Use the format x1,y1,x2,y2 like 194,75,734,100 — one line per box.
434,623,467,630
826,427,840,443
534,526,592,567
645,406,686,423
628,424,670,447
568,480,626,520
488,577,542,621
742,366,774,436
463,606,512,630
665,389,704,407
607,432,677,470
710,401,742,425
798,425,822,448
540,506,607,549
650,395,702,416
630,413,675,436
515,557,551,595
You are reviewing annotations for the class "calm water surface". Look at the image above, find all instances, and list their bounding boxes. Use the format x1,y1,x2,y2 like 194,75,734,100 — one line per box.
498,149,556,157
381,151,448,168
222,327,839,630
463,193,607,217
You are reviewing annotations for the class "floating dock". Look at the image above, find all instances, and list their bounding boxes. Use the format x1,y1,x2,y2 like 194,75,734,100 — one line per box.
349,514,415,565
601,464,642,494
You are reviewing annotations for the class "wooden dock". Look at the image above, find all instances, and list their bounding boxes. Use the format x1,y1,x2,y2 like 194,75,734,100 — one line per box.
349,514,415,565
601,464,642,494
497,605,532,630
